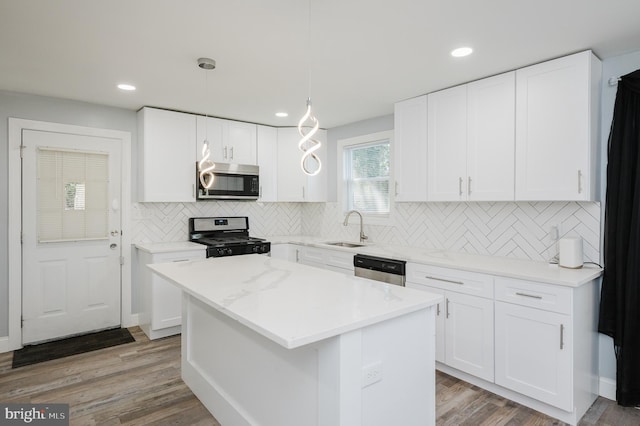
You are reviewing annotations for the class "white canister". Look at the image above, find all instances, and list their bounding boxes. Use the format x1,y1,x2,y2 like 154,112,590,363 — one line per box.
558,237,583,269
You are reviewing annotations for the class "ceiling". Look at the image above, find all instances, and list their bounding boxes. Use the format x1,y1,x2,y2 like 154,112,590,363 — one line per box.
1,0,639,129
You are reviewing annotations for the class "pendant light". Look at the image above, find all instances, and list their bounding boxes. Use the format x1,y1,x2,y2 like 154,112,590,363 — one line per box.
198,57,216,189
297,0,322,176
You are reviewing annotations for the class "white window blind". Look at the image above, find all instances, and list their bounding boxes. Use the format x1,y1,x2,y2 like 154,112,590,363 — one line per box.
37,148,109,242
343,140,390,214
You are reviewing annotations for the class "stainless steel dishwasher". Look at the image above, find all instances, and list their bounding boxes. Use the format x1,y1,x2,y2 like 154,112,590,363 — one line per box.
353,254,406,286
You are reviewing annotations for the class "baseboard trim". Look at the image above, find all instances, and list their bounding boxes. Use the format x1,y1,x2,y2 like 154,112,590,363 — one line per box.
122,313,140,328
599,377,616,401
0,336,8,354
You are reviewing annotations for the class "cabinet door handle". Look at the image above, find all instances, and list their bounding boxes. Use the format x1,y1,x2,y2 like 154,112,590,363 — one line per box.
295,249,299,262
259,185,262,198
515,292,543,300
425,275,464,285
172,259,190,263
302,186,305,200
446,298,450,318
192,184,196,198
577,170,582,194
459,177,463,196
468,176,472,196
224,146,228,159
395,181,399,197
436,303,440,316
560,324,565,350
230,146,234,159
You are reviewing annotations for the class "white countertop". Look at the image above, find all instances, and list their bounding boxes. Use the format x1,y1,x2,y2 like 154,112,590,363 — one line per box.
267,236,603,287
134,241,206,254
148,254,442,349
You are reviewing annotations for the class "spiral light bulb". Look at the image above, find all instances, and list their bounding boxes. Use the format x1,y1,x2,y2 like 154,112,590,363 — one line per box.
297,98,322,176
198,140,215,189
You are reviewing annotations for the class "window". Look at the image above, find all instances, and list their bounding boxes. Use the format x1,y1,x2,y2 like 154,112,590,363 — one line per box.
339,131,392,218
37,148,109,242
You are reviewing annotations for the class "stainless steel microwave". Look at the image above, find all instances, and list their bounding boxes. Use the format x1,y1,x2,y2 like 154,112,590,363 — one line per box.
196,162,260,200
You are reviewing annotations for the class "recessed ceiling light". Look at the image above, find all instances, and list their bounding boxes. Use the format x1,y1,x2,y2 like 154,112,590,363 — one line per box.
117,83,136,91
451,47,473,58
275,112,289,118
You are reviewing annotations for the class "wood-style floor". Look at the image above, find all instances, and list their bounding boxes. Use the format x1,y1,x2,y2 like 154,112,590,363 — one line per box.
1,327,639,425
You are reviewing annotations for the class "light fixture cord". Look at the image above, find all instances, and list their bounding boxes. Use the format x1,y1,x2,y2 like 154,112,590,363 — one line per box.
306,0,312,97
199,63,215,189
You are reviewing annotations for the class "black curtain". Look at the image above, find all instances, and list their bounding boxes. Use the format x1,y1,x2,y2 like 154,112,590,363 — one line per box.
599,68,640,406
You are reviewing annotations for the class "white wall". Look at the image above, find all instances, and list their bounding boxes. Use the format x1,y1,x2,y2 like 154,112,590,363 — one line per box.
0,90,137,338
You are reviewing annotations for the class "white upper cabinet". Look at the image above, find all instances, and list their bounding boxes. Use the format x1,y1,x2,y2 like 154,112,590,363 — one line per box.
138,107,197,202
394,95,428,202
427,72,515,201
515,50,601,201
276,127,327,202
196,116,257,165
427,85,468,201
467,72,515,201
256,125,278,202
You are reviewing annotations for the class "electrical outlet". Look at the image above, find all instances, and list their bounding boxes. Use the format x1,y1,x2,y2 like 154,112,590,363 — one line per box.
550,225,559,241
361,361,383,388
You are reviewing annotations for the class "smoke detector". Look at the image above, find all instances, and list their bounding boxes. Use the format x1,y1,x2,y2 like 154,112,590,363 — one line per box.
197,57,216,70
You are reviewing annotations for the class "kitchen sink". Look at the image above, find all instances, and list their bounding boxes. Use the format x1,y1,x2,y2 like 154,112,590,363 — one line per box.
324,241,365,248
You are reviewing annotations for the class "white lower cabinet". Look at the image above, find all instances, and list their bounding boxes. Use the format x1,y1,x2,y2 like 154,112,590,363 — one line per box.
494,301,572,411
136,246,206,340
269,243,297,262
407,264,494,381
271,244,355,275
408,264,598,425
445,291,494,382
296,245,354,274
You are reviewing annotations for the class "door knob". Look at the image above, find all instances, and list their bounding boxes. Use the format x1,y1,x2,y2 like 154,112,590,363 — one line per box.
110,243,118,250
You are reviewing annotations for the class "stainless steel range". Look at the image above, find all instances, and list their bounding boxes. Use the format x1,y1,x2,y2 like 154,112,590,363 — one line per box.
189,216,270,258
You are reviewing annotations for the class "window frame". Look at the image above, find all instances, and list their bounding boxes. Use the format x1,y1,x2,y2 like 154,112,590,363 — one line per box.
337,130,395,226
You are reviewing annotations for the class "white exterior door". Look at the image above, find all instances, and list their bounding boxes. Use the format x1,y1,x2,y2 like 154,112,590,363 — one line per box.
21,129,122,344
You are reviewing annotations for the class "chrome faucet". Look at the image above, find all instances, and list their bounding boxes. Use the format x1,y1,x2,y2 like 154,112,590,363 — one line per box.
343,210,368,243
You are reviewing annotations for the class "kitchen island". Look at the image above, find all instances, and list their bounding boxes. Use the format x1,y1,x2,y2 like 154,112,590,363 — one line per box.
148,254,442,426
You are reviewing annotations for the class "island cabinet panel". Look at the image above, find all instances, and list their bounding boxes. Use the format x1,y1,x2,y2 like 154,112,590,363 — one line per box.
515,50,601,201
180,287,438,426
393,95,428,202
138,107,197,202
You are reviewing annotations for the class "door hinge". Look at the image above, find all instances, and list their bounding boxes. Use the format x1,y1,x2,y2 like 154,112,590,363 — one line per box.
20,144,25,159
120,256,125,266
20,231,23,244
21,316,24,328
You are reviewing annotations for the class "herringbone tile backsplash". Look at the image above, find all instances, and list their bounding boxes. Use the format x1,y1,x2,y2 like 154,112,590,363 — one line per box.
132,200,601,263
